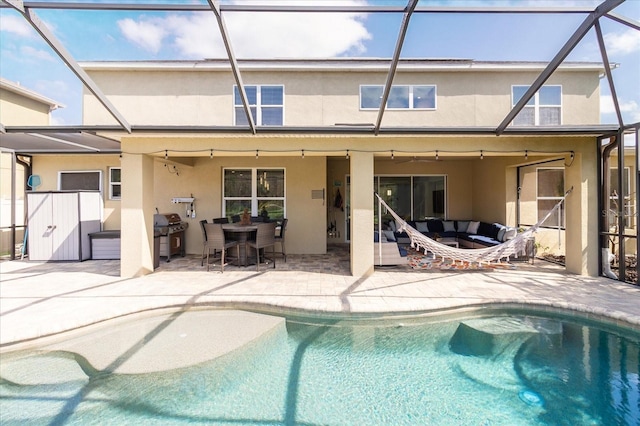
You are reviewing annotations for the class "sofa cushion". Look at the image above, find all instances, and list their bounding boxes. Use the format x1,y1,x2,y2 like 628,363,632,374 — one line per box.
443,221,455,232
504,227,518,241
497,226,507,241
416,222,429,233
427,219,444,233
383,230,397,242
456,220,470,233
467,234,501,247
467,221,480,234
388,221,397,233
477,221,494,237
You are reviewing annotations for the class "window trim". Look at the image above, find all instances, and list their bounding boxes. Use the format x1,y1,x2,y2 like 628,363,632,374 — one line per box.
58,170,103,193
233,84,285,126
108,167,121,200
511,84,562,126
360,84,437,111
222,167,286,217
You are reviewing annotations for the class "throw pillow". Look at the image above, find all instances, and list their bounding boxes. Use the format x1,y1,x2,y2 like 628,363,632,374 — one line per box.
504,227,518,241
457,220,469,233
443,221,455,232
383,230,396,242
388,221,397,233
467,221,480,234
497,226,507,242
416,222,429,233
395,220,403,232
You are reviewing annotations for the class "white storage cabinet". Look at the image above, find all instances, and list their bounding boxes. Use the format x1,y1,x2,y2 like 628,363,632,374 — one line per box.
27,191,103,261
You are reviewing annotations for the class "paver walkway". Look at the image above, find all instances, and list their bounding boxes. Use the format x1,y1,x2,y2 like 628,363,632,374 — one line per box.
1,251,639,348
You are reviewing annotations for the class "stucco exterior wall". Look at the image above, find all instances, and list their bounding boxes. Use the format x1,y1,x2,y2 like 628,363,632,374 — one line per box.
30,155,122,230
83,68,600,127
0,88,51,126
151,155,327,256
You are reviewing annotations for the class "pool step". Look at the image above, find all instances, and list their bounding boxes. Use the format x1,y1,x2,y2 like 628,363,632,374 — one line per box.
449,316,562,357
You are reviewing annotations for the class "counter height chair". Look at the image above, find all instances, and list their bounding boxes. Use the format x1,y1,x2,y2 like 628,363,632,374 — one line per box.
204,223,240,272
247,221,277,271
199,219,209,266
273,218,288,262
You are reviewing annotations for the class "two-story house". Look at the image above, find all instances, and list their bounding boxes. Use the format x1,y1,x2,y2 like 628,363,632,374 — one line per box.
0,78,63,258
14,58,611,277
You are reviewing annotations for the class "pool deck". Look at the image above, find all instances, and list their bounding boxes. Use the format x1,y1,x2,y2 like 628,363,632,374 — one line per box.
1,250,639,350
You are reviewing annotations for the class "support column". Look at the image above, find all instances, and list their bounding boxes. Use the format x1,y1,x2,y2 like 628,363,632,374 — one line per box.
349,151,374,277
121,153,155,277
565,150,598,276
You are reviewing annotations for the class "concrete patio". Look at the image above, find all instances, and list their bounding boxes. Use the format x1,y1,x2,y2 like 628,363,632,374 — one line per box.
1,246,639,349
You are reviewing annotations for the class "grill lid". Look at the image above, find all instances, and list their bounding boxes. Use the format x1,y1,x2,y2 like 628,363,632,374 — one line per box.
154,213,183,227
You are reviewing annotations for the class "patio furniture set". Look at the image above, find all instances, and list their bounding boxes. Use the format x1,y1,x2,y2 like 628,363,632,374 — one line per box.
200,218,287,272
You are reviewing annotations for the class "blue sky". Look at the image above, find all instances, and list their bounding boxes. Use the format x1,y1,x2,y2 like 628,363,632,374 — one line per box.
1,0,638,126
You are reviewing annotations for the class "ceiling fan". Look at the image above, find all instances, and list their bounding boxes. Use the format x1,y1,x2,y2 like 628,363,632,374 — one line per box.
396,156,437,164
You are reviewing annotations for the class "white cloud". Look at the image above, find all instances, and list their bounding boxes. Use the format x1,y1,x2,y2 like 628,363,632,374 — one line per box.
605,29,640,56
117,0,371,59
0,14,36,38
601,95,640,122
21,45,55,62
118,18,167,54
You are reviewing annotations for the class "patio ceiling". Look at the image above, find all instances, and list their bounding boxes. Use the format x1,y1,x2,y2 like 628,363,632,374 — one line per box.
0,0,639,155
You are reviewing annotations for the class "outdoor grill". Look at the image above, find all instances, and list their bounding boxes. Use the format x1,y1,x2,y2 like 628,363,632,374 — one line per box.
154,212,189,262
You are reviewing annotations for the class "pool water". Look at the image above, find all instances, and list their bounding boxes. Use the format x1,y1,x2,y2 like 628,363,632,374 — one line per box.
1,311,639,425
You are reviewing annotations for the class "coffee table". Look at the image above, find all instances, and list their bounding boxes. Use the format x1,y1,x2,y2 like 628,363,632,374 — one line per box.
437,237,459,248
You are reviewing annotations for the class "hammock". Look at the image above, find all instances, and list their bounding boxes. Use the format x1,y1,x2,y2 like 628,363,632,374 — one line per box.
375,187,572,265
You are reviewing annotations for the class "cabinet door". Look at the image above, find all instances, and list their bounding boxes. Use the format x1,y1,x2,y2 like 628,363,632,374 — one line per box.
50,193,80,260
27,192,54,261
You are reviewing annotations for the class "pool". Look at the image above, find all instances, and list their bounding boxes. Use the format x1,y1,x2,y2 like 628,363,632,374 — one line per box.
1,308,638,425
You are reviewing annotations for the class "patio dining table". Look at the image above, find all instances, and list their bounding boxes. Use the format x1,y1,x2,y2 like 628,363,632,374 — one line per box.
221,223,258,266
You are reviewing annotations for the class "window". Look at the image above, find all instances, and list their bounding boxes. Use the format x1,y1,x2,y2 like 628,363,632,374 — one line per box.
234,85,284,126
512,85,562,126
360,85,436,110
109,167,121,200
376,175,447,220
537,168,564,228
58,171,102,192
223,168,285,219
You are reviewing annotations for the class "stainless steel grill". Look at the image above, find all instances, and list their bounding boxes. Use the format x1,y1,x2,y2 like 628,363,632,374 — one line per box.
154,213,189,262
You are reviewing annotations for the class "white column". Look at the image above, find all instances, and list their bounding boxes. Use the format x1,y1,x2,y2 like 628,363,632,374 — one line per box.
120,153,155,277
349,151,374,277
565,150,598,276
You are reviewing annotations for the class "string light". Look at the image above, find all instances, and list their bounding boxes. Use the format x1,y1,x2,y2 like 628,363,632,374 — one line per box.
346,150,350,159
256,150,259,159
302,149,305,159
525,150,528,160
210,149,213,159
391,150,394,160
435,150,439,161
164,150,168,160
480,150,484,160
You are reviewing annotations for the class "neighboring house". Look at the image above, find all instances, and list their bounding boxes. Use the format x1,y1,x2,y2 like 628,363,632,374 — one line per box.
0,78,63,258
23,58,609,277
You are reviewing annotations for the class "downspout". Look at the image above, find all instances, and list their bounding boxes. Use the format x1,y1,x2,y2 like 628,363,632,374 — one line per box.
601,135,619,279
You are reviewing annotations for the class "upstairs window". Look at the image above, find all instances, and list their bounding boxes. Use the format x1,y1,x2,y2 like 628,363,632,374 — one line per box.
360,85,436,110
234,85,284,126
512,85,562,126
